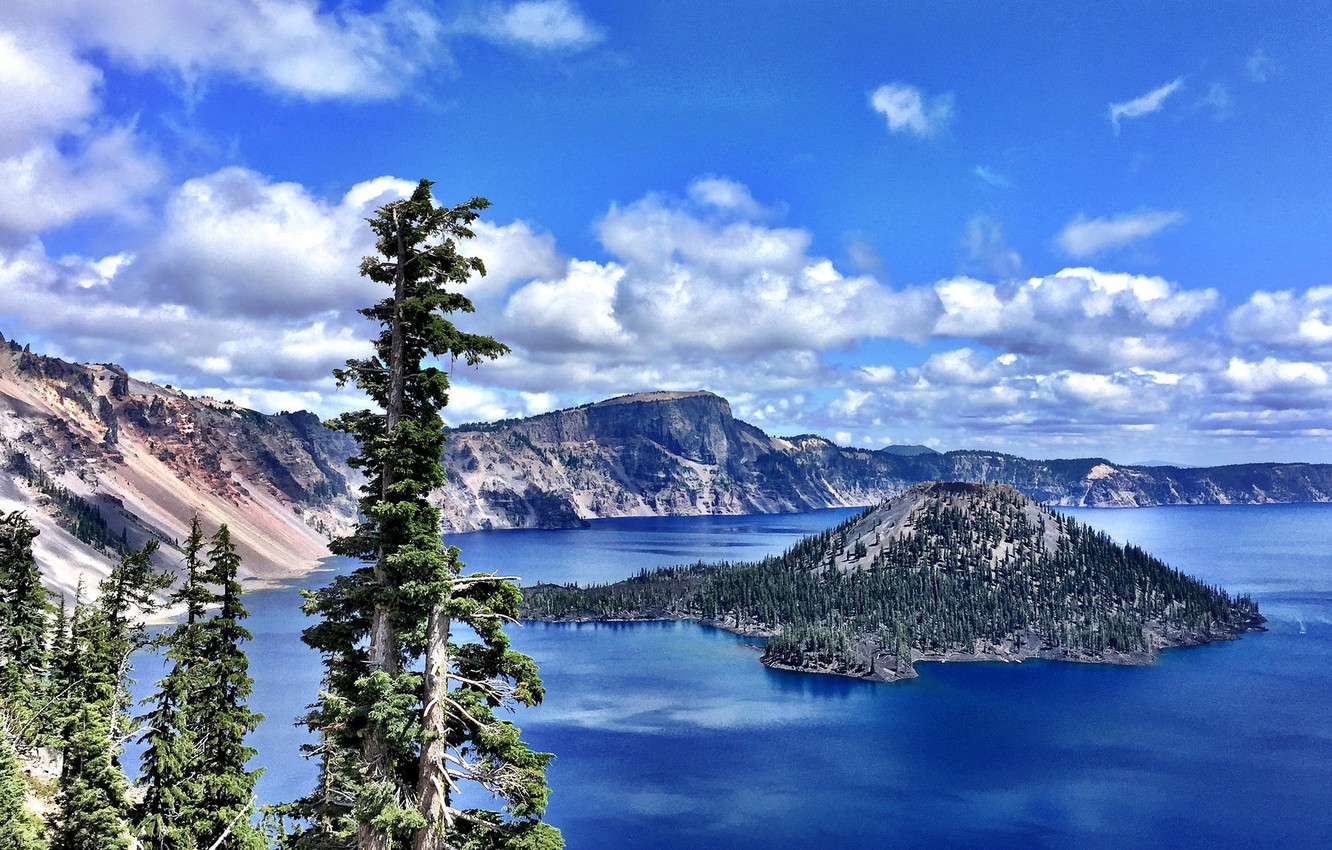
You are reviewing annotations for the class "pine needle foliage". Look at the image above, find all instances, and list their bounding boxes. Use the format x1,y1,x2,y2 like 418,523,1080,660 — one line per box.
0,511,54,749
288,180,561,850
51,541,169,850
136,518,264,850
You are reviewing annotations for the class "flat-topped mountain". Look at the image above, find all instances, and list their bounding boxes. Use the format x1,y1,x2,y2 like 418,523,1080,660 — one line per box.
521,482,1266,681
0,334,358,594
440,391,1332,531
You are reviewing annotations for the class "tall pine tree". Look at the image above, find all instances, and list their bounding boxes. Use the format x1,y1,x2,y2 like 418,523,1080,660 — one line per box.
136,517,210,850
194,524,264,850
293,180,562,850
137,518,264,850
51,542,169,850
0,511,53,745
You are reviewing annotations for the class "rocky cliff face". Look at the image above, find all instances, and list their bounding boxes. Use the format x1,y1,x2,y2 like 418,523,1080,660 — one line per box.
7,332,1332,584
0,334,358,594
438,392,1332,531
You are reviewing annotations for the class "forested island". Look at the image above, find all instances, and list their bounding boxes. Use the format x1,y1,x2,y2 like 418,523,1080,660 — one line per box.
521,482,1266,681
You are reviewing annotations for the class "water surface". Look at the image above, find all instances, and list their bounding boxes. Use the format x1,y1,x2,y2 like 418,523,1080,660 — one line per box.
142,505,1332,848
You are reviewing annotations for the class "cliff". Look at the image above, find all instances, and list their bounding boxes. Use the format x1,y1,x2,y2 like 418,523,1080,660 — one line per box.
521,482,1266,681
0,334,358,595
438,391,1332,530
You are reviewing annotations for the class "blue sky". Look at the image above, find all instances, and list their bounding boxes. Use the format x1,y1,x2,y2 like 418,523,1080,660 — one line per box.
2,1,1331,466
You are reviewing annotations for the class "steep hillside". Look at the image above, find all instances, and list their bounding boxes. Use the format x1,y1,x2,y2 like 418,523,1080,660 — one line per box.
0,334,358,595
439,391,1332,530
522,482,1265,681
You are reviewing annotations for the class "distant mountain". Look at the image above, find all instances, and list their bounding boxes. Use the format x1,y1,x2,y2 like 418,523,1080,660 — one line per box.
521,482,1266,681
7,333,1332,588
0,334,357,595
438,390,1332,530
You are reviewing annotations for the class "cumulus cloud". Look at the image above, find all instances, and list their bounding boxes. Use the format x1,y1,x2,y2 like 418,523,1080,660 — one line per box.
686,176,770,219
869,83,954,137
1227,287,1332,351
0,32,101,158
1109,77,1184,131
0,31,163,237
589,189,940,353
8,0,449,100
473,0,605,51
140,168,403,318
932,267,1218,371
1055,210,1185,258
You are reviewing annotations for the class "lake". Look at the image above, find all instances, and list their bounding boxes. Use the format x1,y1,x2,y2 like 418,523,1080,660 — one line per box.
141,505,1332,848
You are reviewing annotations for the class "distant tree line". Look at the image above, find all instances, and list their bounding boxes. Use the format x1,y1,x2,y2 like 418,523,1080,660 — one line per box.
4,449,132,556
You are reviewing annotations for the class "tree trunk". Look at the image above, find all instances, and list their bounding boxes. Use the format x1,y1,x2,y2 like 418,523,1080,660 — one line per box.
413,602,453,850
359,206,410,850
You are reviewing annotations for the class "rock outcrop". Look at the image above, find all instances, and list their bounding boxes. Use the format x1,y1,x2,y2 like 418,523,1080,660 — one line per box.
0,335,358,594
438,391,1332,531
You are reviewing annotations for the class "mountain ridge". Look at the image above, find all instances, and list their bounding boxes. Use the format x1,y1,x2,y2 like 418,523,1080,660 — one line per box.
438,390,1332,531
4,335,1332,588
0,333,359,595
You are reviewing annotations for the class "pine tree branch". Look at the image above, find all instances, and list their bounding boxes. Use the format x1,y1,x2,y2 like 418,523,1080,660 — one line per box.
204,795,257,850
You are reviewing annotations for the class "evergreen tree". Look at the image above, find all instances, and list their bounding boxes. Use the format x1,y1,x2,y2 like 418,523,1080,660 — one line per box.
0,511,53,742
137,519,264,850
0,734,48,850
51,542,169,850
194,524,264,850
294,180,561,850
136,517,210,850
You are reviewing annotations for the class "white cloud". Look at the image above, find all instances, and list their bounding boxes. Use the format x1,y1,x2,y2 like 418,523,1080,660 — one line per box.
474,0,605,51
141,168,394,318
588,191,941,353
0,127,165,235
973,166,1011,189
465,219,564,300
1246,47,1274,83
687,176,769,219
1222,357,1331,410
1227,287,1332,351
504,260,631,352
1109,77,1184,131
0,32,101,158
869,83,953,137
1055,210,1185,258
9,0,448,100
933,267,1217,371
0,31,163,237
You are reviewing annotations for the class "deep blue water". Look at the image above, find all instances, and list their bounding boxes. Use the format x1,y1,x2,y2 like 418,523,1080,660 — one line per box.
134,505,1332,848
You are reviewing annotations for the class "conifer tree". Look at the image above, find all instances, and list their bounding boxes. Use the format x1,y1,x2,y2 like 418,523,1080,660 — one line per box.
194,524,264,850
0,734,47,850
295,180,561,850
137,519,264,850
0,511,53,741
51,542,169,850
136,517,210,850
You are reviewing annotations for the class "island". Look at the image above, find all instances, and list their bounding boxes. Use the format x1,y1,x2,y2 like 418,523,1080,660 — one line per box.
520,482,1266,681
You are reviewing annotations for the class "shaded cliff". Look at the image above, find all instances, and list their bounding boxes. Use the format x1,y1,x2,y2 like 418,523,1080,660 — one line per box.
439,391,1332,530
